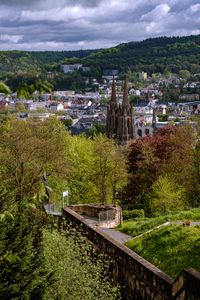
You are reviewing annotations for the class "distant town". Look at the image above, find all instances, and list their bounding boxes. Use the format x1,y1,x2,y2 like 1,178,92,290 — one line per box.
1,67,200,139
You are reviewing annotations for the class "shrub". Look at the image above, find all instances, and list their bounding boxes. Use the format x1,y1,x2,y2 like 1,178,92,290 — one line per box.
123,209,144,220
43,229,121,300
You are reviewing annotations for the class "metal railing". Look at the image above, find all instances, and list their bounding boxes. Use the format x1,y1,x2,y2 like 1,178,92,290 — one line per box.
99,210,115,223
44,203,62,216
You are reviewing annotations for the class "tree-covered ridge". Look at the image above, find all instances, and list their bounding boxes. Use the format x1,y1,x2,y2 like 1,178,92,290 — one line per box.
1,35,199,81
53,35,200,75
0,49,98,75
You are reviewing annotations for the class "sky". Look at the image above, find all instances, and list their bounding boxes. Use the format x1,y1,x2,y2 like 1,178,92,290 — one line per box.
0,0,200,51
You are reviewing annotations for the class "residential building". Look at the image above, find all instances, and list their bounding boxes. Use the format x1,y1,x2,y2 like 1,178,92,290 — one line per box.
49,103,64,111
60,64,83,74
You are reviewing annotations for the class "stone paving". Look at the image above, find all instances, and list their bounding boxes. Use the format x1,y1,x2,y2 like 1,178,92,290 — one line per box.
83,214,132,243
82,215,200,244
98,227,133,243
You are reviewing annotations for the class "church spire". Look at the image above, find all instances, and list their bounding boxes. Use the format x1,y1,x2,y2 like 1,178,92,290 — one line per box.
110,76,117,104
122,78,130,108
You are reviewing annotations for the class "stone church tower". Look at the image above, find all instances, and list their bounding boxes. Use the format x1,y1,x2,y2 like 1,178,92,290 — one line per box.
106,78,134,145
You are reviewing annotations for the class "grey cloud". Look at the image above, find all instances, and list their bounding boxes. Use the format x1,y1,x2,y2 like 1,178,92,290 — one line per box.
0,0,199,51
0,0,103,8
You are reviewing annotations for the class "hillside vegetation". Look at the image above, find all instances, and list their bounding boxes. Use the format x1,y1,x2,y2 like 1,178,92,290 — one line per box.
117,208,200,237
125,224,200,278
52,35,200,76
1,35,199,78
0,49,97,75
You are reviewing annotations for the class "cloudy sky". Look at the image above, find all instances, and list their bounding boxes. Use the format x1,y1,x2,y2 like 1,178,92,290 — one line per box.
0,0,200,51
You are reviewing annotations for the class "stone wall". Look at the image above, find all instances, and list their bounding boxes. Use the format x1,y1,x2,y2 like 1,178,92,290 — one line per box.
68,204,122,228
62,208,200,300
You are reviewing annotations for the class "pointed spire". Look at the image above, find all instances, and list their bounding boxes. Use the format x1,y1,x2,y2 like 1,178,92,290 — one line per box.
110,76,117,103
122,78,130,108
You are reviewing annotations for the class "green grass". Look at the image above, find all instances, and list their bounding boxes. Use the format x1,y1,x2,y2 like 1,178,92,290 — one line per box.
116,208,200,237
125,224,200,278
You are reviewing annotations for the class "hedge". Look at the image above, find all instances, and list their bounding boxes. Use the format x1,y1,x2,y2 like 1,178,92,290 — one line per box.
123,209,144,220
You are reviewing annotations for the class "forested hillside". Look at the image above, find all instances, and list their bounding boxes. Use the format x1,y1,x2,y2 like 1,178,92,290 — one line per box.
0,49,97,75
1,35,199,77
50,35,200,76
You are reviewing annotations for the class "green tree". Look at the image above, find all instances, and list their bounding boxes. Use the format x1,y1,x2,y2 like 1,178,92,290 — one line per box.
0,81,11,95
149,175,185,216
0,117,69,207
16,83,30,100
0,202,49,299
89,121,106,137
92,134,127,204
63,119,73,127
100,96,110,104
179,69,191,80
99,89,104,95
66,134,95,204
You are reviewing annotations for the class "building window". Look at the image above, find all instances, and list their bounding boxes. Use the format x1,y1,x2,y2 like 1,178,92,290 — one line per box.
138,129,142,137
145,128,150,135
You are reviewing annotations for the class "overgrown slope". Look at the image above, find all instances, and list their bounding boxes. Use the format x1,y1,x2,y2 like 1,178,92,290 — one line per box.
125,224,200,278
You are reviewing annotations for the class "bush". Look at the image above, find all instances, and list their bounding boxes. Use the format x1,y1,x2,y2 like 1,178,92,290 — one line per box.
123,209,144,220
43,229,121,300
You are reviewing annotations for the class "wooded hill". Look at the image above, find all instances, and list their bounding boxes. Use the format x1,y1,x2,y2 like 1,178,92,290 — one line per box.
49,35,200,76
0,49,97,75
1,35,200,78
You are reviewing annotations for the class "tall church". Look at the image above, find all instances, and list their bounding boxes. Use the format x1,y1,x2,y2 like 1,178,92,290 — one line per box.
106,77,134,145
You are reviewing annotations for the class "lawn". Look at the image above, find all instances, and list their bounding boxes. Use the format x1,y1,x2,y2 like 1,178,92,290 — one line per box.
125,224,200,278
116,208,200,237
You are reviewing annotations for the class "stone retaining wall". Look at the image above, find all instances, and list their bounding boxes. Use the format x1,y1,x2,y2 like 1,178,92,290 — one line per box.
68,204,122,228
62,207,200,300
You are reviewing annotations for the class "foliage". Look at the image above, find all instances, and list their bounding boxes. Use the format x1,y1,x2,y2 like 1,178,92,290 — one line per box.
0,81,11,95
0,194,120,299
148,175,185,216
179,69,191,80
2,35,199,91
116,207,200,237
100,96,110,104
42,229,120,300
16,80,53,100
66,134,128,205
125,224,200,278
63,118,73,127
126,125,178,203
65,134,95,204
0,50,97,75
164,124,199,207
122,209,144,220
0,202,50,299
157,114,169,122
92,134,128,204
125,124,197,212
0,117,70,207
47,35,200,77
89,121,106,137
